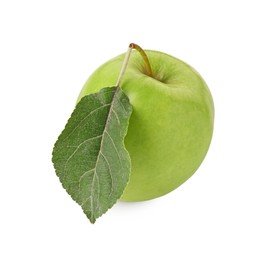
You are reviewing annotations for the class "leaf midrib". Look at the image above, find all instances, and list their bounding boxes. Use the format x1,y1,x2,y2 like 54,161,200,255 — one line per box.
82,87,119,219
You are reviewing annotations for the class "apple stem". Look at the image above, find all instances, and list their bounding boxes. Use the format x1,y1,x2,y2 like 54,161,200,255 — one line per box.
116,43,153,88
129,43,153,78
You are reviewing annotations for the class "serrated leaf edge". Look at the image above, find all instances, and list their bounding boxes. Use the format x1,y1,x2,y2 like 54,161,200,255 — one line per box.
52,86,132,223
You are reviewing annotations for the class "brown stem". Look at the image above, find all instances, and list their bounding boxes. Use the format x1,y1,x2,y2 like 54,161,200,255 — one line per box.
129,43,153,78
116,43,153,88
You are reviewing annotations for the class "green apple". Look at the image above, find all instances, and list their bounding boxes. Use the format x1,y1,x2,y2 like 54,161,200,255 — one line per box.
77,46,214,202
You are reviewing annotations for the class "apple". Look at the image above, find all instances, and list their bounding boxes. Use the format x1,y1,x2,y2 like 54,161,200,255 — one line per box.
77,44,214,202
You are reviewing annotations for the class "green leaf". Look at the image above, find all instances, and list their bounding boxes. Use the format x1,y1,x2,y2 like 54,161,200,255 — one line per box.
52,87,132,223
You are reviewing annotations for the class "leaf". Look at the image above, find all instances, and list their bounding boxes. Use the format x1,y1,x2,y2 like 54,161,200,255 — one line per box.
52,87,132,223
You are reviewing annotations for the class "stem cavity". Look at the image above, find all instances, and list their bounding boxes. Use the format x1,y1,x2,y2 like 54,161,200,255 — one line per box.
116,43,153,88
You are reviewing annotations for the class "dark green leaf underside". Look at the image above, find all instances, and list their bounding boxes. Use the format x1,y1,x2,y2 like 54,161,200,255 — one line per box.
52,87,132,223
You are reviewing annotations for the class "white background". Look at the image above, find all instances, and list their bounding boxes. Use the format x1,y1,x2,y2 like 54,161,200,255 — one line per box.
1,0,258,259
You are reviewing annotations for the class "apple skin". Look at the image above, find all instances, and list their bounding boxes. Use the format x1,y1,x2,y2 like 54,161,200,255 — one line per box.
77,50,214,202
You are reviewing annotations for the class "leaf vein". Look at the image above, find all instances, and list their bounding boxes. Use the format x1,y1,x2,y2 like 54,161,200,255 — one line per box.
100,151,114,196
104,130,122,167
111,109,121,125
64,135,102,169
60,104,110,144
